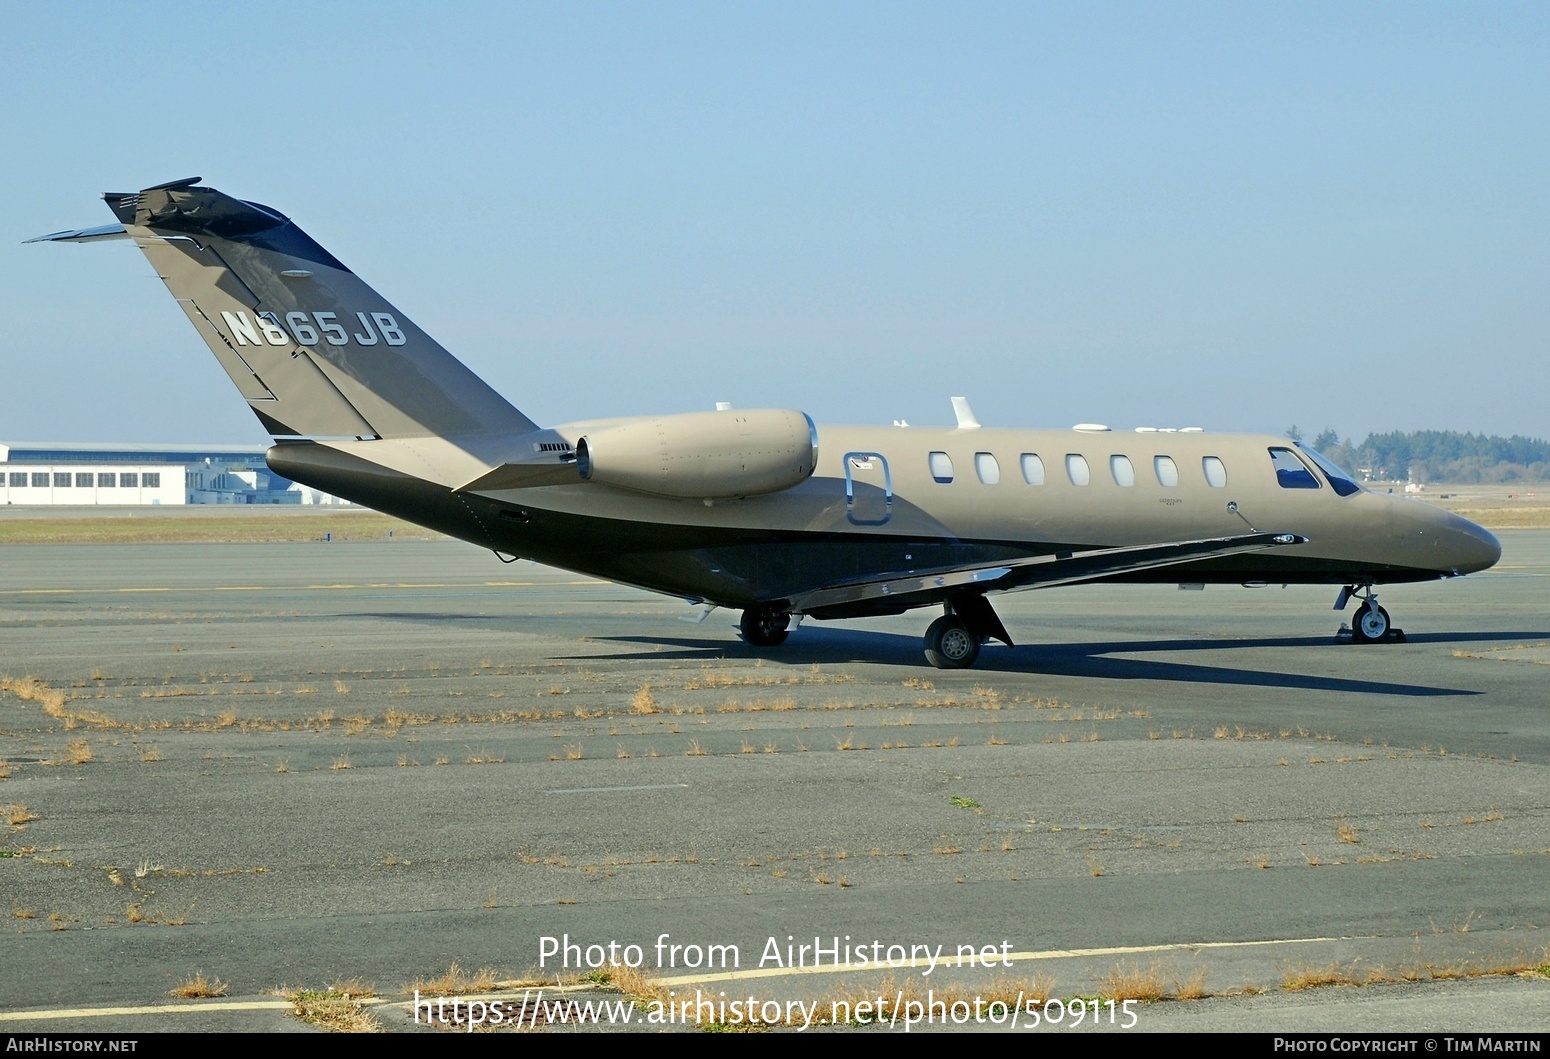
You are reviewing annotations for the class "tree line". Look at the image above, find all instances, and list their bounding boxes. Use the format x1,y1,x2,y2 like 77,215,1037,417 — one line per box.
1285,426,1550,484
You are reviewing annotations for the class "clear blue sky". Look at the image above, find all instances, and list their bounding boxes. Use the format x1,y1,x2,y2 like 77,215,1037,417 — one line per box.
3,2,1546,445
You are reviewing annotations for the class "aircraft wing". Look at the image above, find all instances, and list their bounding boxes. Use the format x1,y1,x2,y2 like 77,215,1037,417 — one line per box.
788,531,1306,616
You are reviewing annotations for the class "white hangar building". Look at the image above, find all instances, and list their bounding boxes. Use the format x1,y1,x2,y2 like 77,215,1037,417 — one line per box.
0,443,346,506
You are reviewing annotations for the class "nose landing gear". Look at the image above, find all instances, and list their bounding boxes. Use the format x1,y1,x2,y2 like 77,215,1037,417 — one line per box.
1335,584,1406,644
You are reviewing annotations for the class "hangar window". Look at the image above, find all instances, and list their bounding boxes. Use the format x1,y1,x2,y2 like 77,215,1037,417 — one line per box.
1066,454,1090,486
144,473,161,488
8,473,25,488
76,473,93,488
928,451,954,484
1154,455,1179,487
974,452,1000,485
1020,453,1045,485
1202,456,1228,488
120,473,139,488
99,472,115,487
1269,447,1320,489
31,473,48,488
1110,455,1135,487
54,473,71,488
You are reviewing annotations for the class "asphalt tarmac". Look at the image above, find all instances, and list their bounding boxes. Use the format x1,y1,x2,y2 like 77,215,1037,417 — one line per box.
1,530,1547,1033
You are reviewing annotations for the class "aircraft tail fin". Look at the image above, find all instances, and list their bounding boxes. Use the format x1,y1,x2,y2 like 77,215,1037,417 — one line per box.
37,178,536,441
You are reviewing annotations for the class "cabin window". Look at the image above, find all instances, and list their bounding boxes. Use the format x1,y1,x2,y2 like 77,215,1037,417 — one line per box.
54,472,71,488
1110,455,1135,487
9,473,27,487
144,472,161,488
1154,455,1179,487
1269,447,1320,489
928,451,954,484
1202,456,1227,488
98,472,115,487
76,473,93,488
1066,454,1090,486
120,473,138,488
1020,453,1045,485
31,473,48,488
974,452,1000,485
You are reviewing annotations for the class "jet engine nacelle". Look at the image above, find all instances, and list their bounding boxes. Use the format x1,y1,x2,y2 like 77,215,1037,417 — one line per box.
576,409,818,499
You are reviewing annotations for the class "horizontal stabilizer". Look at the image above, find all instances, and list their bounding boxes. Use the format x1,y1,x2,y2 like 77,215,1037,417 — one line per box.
24,224,129,244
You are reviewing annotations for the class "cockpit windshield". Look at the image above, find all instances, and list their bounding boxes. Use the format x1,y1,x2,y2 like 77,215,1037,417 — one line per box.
1295,443,1362,497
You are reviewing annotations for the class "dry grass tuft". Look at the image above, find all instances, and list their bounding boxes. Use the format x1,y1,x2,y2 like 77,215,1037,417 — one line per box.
329,979,377,999
4,804,39,827
63,739,95,765
1283,962,1359,991
1337,820,1360,843
629,683,659,715
1097,962,1169,1002
287,987,380,1032
1097,961,1206,1002
170,972,228,999
1174,966,1209,1000
410,962,499,995
605,964,669,1001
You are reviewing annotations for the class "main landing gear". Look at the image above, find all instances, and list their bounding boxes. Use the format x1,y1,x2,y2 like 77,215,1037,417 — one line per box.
1335,584,1406,644
738,607,791,647
921,595,1013,670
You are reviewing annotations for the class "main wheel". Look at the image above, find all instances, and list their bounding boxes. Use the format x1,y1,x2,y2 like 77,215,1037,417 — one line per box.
1351,601,1391,643
924,616,981,669
739,608,790,647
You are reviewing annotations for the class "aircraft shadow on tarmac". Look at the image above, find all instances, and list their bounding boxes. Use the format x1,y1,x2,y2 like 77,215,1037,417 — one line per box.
349,611,1547,696
586,631,1485,696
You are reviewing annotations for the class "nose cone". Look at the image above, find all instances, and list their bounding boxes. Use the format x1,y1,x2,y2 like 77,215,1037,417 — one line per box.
1439,511,1501,575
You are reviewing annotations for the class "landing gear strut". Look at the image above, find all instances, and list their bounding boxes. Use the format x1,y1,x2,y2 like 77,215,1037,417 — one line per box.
1336,584,1405,644
739,607,790,647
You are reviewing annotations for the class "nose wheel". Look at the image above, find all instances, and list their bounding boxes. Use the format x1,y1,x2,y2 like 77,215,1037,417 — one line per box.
1338,585,1406,644
1351,601,1391,643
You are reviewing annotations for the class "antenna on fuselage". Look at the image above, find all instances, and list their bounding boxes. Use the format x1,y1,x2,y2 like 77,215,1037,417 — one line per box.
950,396,981,430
